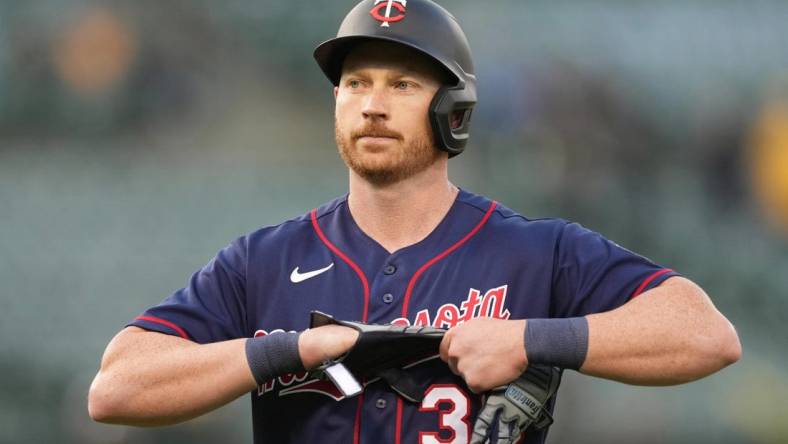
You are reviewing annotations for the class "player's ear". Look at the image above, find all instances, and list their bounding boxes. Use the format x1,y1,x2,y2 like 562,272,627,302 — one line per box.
334,86,339,99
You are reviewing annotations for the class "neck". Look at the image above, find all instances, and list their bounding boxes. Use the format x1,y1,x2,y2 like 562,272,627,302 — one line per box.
347,160,458,253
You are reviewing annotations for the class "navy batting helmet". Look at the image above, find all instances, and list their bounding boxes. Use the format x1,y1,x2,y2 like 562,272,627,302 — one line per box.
314,0,476,157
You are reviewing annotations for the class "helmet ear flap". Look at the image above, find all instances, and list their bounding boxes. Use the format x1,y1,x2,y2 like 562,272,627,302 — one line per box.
430,83,476,157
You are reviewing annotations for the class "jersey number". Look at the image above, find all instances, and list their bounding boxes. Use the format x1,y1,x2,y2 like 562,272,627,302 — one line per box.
418,385,471,444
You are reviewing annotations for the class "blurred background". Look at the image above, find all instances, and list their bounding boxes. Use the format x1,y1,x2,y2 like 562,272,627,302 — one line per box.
1,0,787,443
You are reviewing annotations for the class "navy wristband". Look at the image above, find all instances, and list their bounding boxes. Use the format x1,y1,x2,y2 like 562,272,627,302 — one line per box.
524,317,589,370
245,331,305,385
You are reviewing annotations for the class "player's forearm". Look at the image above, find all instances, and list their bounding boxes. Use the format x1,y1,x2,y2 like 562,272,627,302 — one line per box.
579,277,741,385
88,327,257,426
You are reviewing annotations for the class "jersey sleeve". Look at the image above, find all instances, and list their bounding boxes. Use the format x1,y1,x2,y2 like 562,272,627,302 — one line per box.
551,222,679,318
128,237,249,343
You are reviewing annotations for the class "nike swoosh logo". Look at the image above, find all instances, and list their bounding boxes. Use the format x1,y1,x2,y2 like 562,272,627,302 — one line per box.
290,263,334,283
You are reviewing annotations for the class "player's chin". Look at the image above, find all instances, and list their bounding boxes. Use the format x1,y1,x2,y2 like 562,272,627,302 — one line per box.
348,157,411,186
354,159,399,176
348,144,402,168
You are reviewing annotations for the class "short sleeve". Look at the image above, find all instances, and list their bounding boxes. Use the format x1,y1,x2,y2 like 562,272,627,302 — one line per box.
128,237,248,343
551,222,679,318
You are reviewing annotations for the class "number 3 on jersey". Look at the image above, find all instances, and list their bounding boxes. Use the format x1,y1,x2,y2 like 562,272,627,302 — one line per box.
418,385,471,444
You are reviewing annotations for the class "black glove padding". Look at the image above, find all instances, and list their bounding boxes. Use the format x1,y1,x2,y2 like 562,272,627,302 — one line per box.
471,365,562,444
309,311,446,402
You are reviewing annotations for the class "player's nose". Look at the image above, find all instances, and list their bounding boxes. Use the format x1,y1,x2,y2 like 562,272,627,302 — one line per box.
361,88,389,120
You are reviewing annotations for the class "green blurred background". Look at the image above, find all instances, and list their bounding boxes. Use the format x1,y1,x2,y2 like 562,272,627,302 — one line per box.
1,0,787,443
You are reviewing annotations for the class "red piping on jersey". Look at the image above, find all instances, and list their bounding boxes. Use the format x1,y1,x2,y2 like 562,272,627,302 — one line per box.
400,201,497,318
631,269,674,299
354,394,364,444
395,397,403,444
134,316,190,340
311,208,370,442
395,200,496,444
311,209,371,322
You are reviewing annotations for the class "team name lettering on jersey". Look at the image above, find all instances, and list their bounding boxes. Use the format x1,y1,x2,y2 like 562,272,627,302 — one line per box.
255,285,511,398
392,285,511,328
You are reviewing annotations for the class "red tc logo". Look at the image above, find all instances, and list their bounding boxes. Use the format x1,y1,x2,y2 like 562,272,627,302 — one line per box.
370,0,407,28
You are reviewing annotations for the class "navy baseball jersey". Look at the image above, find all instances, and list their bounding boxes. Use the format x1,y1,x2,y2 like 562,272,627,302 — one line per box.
130,189,677,444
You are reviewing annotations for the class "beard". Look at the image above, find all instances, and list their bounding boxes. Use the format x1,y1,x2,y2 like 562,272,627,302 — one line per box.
335,118,441,187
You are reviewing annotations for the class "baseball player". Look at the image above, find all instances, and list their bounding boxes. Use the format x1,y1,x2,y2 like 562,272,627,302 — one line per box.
88,1,741,443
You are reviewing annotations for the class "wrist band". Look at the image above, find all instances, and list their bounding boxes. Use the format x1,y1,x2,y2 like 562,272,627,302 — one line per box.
524,317,589,370
245,331,305,385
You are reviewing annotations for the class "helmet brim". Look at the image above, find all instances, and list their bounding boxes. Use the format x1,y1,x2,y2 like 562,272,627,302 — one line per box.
313,35,460,87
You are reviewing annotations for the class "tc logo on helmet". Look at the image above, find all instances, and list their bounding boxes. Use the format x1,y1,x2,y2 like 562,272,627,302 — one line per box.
370,0,407,27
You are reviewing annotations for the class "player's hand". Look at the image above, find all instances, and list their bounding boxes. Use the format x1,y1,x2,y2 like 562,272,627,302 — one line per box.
439,318,527,393
299,325,359,370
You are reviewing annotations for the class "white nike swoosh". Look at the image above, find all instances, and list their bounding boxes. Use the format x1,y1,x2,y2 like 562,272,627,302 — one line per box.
290,263,334,283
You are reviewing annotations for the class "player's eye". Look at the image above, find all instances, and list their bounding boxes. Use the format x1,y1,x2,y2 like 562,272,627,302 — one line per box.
395,81,410,90
347,79,361,89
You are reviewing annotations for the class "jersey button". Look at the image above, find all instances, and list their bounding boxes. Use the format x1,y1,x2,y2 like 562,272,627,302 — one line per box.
383,264,397,275
382,293,394,303
375,398,387,409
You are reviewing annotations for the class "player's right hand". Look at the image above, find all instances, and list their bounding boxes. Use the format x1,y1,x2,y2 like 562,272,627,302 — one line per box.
298,325,359,369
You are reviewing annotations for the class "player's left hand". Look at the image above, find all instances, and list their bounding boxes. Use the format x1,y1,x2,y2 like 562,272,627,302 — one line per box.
439,318,528,393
